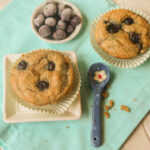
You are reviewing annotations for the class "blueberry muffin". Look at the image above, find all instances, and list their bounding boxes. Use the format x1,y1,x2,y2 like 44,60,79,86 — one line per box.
10,50,74,106
95,9,150,58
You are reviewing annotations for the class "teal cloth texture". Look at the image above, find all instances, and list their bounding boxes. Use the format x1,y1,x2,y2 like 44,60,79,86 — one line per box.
0,0,150,150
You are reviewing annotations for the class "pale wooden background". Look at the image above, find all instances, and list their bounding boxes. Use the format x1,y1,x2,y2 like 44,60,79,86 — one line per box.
0,0,150,150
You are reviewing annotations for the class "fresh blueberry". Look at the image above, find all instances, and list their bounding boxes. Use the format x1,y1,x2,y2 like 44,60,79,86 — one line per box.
34,14,45,27
39,25,51,37
53,30,66,40
61,8,73,22
43,4,57,17
66,25,74,34
45,17,56,27
70,15,81,27
56,20,66,30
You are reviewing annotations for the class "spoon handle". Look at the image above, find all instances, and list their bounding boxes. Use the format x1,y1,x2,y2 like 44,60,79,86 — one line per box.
91,89,102,147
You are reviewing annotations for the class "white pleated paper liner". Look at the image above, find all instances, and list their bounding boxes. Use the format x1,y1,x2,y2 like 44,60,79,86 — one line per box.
10,49,81,116
90,7,150,68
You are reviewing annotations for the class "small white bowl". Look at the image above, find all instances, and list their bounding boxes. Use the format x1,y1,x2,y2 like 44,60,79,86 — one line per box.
31,0,82,44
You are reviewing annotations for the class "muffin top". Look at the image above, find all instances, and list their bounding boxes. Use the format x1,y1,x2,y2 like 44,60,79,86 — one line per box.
95,9,150,58
10,50,74,106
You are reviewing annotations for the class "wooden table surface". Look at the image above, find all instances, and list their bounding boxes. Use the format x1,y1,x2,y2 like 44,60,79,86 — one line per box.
0,0,150,150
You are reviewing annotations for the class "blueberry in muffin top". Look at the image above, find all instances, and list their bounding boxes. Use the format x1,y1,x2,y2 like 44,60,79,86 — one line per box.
36,80,49,91
95,9,150,58
123,17,134,25
17,60,28,70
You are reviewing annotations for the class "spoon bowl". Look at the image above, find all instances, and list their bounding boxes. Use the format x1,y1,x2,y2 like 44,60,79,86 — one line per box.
88,63,110,89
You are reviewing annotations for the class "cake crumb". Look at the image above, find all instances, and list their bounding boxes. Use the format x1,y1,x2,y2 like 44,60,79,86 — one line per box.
133,98,137,102
121,105,130,112
102,91,109,98
65,126,69,128
104,111,110,118
105,105,110,110
105,100,114,111
109,100,114,107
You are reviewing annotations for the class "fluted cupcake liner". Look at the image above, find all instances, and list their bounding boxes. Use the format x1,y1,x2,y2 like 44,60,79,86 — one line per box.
90,7,150,68
9,49,81,116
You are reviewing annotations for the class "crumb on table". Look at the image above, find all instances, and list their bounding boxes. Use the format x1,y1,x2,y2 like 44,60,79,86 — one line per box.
105,100,114,110
109,100,114,107
65,126,69,128
104,111,110,118
105,105,110,110
133,98,137,102
120,105,130,112
102,91,109,98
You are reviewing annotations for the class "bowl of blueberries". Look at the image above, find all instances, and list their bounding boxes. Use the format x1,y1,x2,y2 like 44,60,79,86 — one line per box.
31,0,82,43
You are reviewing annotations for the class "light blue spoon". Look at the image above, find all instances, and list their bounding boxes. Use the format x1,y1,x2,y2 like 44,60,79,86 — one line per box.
88,63,110,147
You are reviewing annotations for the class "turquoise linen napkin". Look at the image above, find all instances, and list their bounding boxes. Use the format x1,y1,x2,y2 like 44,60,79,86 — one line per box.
0,0,150,150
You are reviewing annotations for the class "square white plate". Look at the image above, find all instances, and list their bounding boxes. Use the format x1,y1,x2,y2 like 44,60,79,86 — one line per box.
3,51,82,123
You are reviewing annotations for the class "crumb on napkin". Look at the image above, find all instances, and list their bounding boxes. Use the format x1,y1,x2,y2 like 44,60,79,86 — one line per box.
120,105,130,112
105,105,110,110
104,111,110,118
105,100,114,110
109,100,114,107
